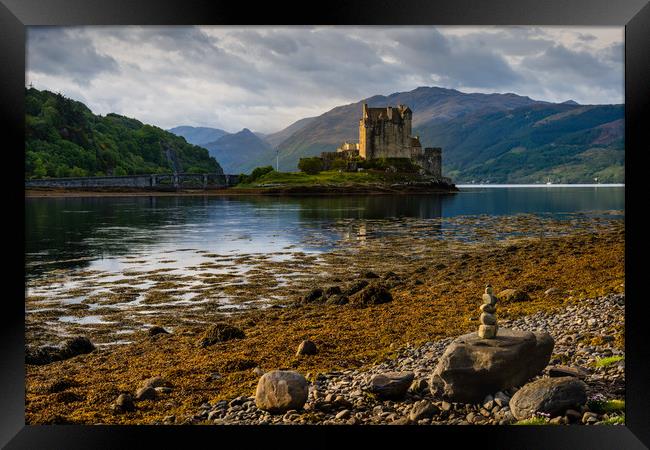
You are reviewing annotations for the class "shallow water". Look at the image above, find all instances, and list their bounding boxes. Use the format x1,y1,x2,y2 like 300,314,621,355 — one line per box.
25,187,624,343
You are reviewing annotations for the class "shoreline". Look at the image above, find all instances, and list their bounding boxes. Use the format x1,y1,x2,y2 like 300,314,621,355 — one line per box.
25,223,624,424
24,185,459,198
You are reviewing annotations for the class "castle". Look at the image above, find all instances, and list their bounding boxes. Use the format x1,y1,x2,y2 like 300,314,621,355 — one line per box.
319,103,443,178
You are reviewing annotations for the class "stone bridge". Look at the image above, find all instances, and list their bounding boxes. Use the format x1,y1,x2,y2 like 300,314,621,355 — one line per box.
25,173,241,190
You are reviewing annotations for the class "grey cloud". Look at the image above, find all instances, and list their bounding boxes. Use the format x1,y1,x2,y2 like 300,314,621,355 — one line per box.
25,26,624,132
27,27,119,85
384,28,524,89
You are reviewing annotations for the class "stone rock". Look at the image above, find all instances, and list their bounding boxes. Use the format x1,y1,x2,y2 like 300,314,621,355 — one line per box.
363,271,380,279
60,336,95,358
325,294,349,305
252,367,265,376
390,416,411,425
544,288,561,296
114,394,135,413
148,326,169,336
296,340,318,356
335,409,351,420
26,336,95,365
350,283,393,306
478,324,498,338
431,328,554,403
565,409,582,423
324,286,342,297
344,280,369,296
498,289,531,303
255,370,309,413
409,400,439,421
302,288,324,304
480,313,497,326
548,365,589,380
154,386,172,394
509,376,588,420
135,386,157,401
582,411,599,424
408,378,428,394
480,303,496,314
367,371,414,400
198,323,245,347
494,391,510,407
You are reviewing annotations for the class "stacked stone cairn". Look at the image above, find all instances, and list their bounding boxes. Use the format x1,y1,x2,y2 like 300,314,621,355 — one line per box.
478,284,498,339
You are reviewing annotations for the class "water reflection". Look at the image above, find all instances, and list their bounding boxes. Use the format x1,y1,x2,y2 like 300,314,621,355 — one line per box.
26,187,623,276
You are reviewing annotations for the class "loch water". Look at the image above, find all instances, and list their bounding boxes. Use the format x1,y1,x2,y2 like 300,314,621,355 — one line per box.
26,186,624,278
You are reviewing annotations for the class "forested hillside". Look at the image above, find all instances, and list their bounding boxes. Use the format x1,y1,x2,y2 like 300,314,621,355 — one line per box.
25,88,222,179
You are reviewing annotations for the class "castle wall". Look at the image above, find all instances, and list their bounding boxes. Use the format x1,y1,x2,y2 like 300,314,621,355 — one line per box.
412,148,442,178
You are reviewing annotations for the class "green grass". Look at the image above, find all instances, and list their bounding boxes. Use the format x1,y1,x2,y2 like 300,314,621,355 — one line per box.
593,355,624,368
513,417,557,426
588,399,625,414
234,170,419,188
598,414,625,425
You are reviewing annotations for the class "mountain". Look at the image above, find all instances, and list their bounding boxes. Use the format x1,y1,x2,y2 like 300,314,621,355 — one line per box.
416,103,624,183
168,126,230,146
25,88,223,178
203,128,277,174
269,86,623,183
273,86,544,171
263,116,318,149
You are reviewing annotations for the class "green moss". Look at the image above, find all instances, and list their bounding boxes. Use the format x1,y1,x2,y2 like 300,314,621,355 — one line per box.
598,414,625,425
593,355,624,368
589,399,625,414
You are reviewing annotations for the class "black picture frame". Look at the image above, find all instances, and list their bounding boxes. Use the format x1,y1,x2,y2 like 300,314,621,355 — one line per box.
2,0,648,448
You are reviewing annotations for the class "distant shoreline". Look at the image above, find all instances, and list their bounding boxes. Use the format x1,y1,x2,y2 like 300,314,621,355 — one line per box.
457,184,624,188
25,183,624,198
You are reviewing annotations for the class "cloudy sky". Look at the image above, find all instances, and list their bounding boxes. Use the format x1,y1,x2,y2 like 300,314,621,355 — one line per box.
26,26,623,134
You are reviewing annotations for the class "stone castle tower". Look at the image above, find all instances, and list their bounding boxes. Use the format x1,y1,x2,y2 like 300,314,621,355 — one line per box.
358,103,442,178
359,104,414,159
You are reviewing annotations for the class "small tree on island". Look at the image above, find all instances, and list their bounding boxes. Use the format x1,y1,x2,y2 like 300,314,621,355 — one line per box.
238,165,274,184
298,157,324,175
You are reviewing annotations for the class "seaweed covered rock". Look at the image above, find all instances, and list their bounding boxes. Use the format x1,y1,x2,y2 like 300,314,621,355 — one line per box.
198,323,245,347
509,376,588,420
349,282,393,306
255,370,309,413
148,326,169,336
25,336,95,365
325,294,349,305
113,393,135,413
302,288,325,304
344,280,369,296
498,289,531,303
296,339,318,356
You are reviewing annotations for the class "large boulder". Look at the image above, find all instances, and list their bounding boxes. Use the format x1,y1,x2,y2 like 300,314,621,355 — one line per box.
431,328,554,403
367,371,414,400
509,376,588,420
255,370,309,413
